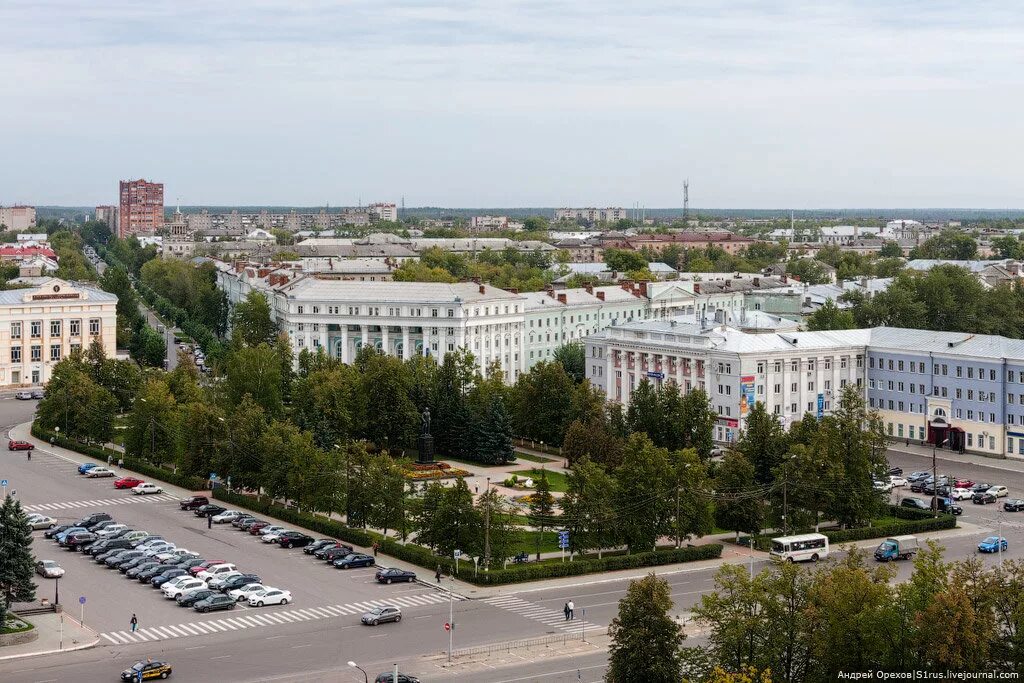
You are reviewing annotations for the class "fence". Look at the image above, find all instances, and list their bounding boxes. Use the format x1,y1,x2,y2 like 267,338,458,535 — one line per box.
451,631,585,658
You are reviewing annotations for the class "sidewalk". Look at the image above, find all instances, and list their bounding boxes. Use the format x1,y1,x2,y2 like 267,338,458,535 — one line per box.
0,611,99,661
888,441,1024,474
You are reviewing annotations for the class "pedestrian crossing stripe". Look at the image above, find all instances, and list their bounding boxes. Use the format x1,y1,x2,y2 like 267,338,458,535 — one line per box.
23,494,179,512
482,595,599,633
99,592,464,645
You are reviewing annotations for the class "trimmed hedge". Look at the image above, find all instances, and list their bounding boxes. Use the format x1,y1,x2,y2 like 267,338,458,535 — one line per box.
212,487,724,585
745,505,957,550
31,422,207,492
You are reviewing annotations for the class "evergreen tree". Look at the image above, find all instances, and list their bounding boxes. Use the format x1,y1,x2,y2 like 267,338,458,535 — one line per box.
528,469,556,560
607,573,685,682
477,395,514,464
0,496,36,626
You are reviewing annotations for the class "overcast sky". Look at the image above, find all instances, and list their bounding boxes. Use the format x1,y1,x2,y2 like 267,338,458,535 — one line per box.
2,1,1022,208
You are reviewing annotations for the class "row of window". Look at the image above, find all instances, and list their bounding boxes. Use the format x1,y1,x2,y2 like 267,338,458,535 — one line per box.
10,343,76,363
874,356,1022,382
10,319,101,339
295,304,522,317
754,356,862,374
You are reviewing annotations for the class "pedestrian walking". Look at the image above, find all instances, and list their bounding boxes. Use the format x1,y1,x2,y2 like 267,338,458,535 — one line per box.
435,566,442,583
564,602,570,621
107,454,113,466
130,614,138,633
118,457,124,468
372,541,379,557
207,514,212,529
567,600,575,620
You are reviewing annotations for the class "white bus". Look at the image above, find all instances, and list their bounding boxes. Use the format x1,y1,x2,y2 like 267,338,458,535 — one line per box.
769,533,829,563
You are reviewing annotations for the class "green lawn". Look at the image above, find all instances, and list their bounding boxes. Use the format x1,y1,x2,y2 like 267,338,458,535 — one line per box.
508,468,569,493
513,529,563,556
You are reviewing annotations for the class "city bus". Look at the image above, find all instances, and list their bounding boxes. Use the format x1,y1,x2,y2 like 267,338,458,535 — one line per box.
769,533,829,563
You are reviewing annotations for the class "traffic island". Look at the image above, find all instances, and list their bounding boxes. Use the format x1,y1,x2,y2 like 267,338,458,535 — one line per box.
0,611,99,661
0,616,37,648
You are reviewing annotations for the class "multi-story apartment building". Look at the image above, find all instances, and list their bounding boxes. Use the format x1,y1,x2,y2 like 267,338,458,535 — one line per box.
0,278,117,387
603,232,756,255
94,205,118,233
0,206,38,232
469,216,510,232
555,208,628,223
368,203,398,222
118,179,164,238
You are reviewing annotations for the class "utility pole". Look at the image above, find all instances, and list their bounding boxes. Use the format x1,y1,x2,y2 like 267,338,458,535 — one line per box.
483,477,491,568
447,573,454,664
675,484,681,548
932,436,946,518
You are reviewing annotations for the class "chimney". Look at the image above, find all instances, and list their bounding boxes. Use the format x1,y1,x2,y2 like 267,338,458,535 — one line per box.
584,283,594,294
596,291,605,301
234,261,245,273
804,296,811,306
781,274,788,284
557,293,567,304
620,278,633,291
639,281,648,297
753,277,760,286
258,267,271,278
479,284,485,294
693,283,701,294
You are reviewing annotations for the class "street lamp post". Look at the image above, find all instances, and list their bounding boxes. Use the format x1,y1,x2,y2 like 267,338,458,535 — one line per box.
346,661,368,683
932,436,948,518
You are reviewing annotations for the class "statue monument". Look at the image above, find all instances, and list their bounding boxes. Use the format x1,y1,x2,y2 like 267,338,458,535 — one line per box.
417,407,435,464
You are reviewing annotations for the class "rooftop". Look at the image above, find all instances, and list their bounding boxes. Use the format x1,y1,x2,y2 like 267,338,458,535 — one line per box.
279,277,524,304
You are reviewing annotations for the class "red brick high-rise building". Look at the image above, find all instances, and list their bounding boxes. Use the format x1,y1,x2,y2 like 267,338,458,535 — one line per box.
118,179,164,238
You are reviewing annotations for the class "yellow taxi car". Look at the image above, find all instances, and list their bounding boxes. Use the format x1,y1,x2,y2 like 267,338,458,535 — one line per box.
120,660,172,680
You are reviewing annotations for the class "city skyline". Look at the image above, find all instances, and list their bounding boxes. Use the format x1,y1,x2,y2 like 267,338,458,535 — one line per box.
3,1,1023,208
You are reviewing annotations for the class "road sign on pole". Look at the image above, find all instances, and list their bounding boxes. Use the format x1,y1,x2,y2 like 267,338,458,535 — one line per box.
79,596,85,625
558,530,569,562
444,622,451,631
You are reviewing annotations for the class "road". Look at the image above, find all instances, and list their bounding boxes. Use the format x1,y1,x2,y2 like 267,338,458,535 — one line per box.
2,390,1023,683
137,301,179,371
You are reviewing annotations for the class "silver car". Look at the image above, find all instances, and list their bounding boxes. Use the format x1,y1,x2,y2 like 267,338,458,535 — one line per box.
35,560,65,578
26,514,57,530
360,605,402,625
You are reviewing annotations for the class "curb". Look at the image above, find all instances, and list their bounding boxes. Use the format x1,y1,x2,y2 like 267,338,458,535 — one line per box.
0,636,100,662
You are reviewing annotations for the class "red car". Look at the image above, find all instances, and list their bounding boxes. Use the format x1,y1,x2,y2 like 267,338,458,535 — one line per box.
8,440,34,451
188,560,226,576
248,521,271,535
114,477,144,489
954,478,975,489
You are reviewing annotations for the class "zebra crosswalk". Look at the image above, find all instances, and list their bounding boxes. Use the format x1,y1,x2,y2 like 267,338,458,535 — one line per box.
99,592,463,645
482,595,599,633
23,494,180,513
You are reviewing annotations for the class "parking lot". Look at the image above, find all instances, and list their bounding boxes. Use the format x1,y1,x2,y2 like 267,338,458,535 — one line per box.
11,432,460,646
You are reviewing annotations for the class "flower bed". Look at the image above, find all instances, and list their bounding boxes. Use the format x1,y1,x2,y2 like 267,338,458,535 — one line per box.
402,461,471,480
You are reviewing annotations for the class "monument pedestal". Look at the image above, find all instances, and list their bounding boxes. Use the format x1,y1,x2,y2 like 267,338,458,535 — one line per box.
417,435,435,464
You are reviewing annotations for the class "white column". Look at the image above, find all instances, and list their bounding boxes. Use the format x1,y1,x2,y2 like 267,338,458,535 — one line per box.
340,326,349,363
438,326,447,361
402,326,410,360
360,325,368,352
381,326,390,356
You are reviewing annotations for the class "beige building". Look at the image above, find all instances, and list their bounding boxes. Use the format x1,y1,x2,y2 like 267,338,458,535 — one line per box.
0,206,37,232
555,207,628,223
0,279,118,387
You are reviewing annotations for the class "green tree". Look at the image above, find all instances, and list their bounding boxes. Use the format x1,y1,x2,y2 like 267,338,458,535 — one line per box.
0,496,36,625
714,451,762,541
553,342,585,383
562,417,625,468
366,453,409,538
669,448,714,546
225,344,283,417
603,248,648,273
738,401,789,485
879,241,903,258
126,378,179,464
681,388,716,459
527,469,556,560
910,229,977,260
626,379,664,444
805,298,856,331
230,291,276,347
177,401,227,478
360,351,417,450
477,488,520,565
475,395,515,464
561,457,617,557
414,479,480,557
785,258,831,285
509,361,577,446
292,364,363,449
219,395,268,491
615,433,674,553
607,573,685,683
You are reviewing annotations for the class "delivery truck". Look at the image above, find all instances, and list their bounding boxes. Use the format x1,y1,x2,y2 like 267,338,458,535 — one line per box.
874,535,920,562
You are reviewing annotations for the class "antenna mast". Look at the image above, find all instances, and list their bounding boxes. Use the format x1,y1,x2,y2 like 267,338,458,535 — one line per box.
683,179,690,222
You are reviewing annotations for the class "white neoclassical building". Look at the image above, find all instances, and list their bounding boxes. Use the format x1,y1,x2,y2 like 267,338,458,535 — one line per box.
0,278,118,387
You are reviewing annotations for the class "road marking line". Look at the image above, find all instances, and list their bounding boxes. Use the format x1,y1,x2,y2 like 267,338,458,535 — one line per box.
296,609,322,619
151,627,176,638
210,655,231,660
205,621,230,632
237,616,264,627
176,624,203,635
224,618,250,628
319,605,345,616
102,634,121,644
291,644,313,649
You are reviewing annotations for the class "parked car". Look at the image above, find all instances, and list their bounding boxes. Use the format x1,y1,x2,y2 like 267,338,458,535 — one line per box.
120,660,172,681
374,673,420,683
239,518,266,531
30,389,45,400
132,536,166,549
35,560,65,578
194,504,226,518
971,482,995,494
162,577,206,599
217,573,262,594
85,467,116,478
126,562,163,579
63,532,98,550
949,487,973,501
334,553,375,569
231,515,257,529
133,483,163,495
227,583,266,602
247,521,272,534
54,526,88,543
120,530,150,543
189,560,227,576
889,475,908,488
909,481,927,493
376,568,416,584
14,390,33,400
8,439,33,451
978,536,1009,553
93,540,135,559
1004,499,1024,512
96,524,130,539
106,550,146,569
141,542,177,557
176,588,218,607
316,544,355,561
179,495,208,510
906,471,930,482
211,510,243,524
935,497,963,515
208,571,246,591
275,531,314,549
361,605,402,625
873,479,893,492
886,466,904,477
77,462,98,474
197,563,239,581
257,525,287,538
988,485,1010,498
193,594,236,613
261,529,291,543
44,524,74,540
26,514,56,530
304,539,338,555
77,512,113,529
900,497,930,511
954,478,975,489
973,491,998,505
155,549,197,563
248,588,291,607
114,477,144,489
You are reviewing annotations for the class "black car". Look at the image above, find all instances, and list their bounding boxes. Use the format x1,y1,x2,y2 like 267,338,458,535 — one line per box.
193,594,236,613
374,674,420,683
231,515,256,528
376,568,416,584
1004,499,1024,512
276,531,314,548
935,498,963,515
118,555,154,572
239,518,266,531
317,544,355,561
973,491,998,505
971,482,995,494
125,561,162,578
136,564,169,582
44,524,74,540
120,660,172,681
179,495,209,510
333,553,374,569
151,568,189,587
77,512,113,529
886,466,903,477
173,558,208,571
89,538,134,557
62,532,98,550
909,481,927,493
194,504,226,518
218,574,262,594
107,550,145,568
304,539,338,555
177,588,218,607
901,497,930,511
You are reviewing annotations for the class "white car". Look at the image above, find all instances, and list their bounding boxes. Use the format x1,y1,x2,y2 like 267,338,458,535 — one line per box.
258,525,287,537
162,578,207,599
36,560,65,578
207,571,243,590
133,483,162,495
227,583,266,602
96,524,130,538
142,542,175,557
950,487,973,500
889,476,908,488
261,529,290,543
154,548,196,562
248,588,291,607
197,563,238,581
86,467,116,478
988,486,1010,498
211,510,242,524
873,480,893,492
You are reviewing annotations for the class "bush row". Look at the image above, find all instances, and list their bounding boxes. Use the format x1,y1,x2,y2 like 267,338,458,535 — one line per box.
31,422,207,492
211,487,723,584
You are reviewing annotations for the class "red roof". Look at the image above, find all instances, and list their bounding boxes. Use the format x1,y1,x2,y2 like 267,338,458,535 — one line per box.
0,246,57,258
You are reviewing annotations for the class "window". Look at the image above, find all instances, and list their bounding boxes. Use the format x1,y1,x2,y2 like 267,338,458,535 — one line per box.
50,320,61,336
312,306,320,314
70,319,80,336
10,347,20,363
1011,394,1017,404
957,366,963,378
899,401,904,411
941,387,948,397
10,322,21,340
910,361,916,372
30,345,41,362
968,367,974,379
774,383,781,394
911,384,917,394
790,403,797,414
841,357,848,369
942,364,948,375
869,379,875,389
89,319,100,335
774,361,782,372
791,360,798,372
824,358,832,370
968,410,974,420
791,382,798,392
870,357,876,369
888,381,894,390
50,344,61,361
757,362,764,374
297,306,304,314
968,389,974,400
887,359,893,370
898,382,904,392
991,413,996,423
808,381,815,391
30,321,41,338
991,369,997,381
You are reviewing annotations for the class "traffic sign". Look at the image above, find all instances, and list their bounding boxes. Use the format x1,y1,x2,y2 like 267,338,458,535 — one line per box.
0,480,7,487
453,549,462,559
209,473,218,482
79,596,86,605
557,530,569,549
444,622,451,632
